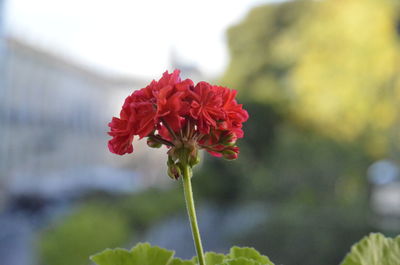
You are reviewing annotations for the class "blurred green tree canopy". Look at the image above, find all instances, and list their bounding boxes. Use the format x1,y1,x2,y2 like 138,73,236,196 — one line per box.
38,189,184,265
222,0,400,157
39,204,130,265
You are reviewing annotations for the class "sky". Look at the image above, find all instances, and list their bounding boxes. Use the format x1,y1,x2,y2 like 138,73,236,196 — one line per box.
4,0,276,78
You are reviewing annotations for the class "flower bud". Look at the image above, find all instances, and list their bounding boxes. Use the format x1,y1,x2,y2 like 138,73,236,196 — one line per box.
222,146,239,160
147,137,162,148
167,162,181,180
221,131,237,146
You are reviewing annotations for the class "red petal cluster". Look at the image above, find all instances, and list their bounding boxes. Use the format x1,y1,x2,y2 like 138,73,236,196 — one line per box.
107,70,248,159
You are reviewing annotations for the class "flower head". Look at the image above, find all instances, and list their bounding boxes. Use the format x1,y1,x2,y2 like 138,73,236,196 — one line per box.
108,70,248,178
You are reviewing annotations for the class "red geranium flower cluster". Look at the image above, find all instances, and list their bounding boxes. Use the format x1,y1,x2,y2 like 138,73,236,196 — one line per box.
108,70,248,177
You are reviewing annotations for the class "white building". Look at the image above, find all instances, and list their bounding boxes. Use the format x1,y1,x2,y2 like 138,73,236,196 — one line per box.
0,36,169,198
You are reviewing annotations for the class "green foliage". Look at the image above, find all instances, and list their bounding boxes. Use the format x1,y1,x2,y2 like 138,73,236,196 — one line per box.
223,0,400,156
248,123,371,205
228,247,273,265
192,252,227,265
91,243,275,265
208,0,396,263
91,243,175,265
236,204,373,265
288,0,400,152
221,258,261,265
37,188,184,265
341,233,400,265
91,235,400,265
115,187,184,229
38,204,130,265
222,0,311,104
196,106,373,265
204,252,226,265
170,258,197,265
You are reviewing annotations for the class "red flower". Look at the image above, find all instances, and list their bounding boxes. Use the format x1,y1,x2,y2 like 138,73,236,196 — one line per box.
107,117,134,155
108,70,185,154
155,79,193,132
188,82,225,134
107,69,248,167
215,85,249,138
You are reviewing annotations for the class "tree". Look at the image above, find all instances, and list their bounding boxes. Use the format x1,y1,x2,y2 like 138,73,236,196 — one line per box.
223,0,400,157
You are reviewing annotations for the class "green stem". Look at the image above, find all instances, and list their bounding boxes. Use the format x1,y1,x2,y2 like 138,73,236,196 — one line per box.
182,164,206,265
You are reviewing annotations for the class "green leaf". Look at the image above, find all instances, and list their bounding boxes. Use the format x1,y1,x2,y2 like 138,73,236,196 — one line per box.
205,252,226,265
90,243,276,265
228,247,274,265
222,257,262,265
90,243,175,265
169,257,195,265
192,252,226,265
90,248,133,265
341,233,400,265
192,251,226,265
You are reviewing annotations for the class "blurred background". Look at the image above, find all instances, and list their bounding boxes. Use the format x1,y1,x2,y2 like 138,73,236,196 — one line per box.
1,0,400,265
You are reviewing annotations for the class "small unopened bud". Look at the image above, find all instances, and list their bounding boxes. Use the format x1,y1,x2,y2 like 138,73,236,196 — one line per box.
147,137,162,148
167,162,181,180
221,131,237,146
222,146,239,160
